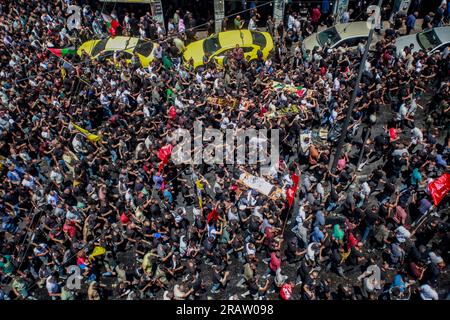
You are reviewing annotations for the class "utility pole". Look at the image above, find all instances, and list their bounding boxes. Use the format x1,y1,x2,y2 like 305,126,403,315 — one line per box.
329,0,383,174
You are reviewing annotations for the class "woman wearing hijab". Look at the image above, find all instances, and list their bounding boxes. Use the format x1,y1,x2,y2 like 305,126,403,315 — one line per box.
178,19,185,33
332,224,344,242
410,167,423,188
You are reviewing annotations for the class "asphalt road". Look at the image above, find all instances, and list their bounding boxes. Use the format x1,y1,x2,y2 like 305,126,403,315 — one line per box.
26,21,449,300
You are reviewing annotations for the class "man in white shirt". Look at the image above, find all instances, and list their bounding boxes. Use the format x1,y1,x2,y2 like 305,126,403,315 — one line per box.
411,127,423,145
340,9,353,24
22,174,38,190
293,205,307,229
287,14,295,30
396,103,408,122
419,283,439,300
248,17,257,31
50,167,64,185
395,226,411,243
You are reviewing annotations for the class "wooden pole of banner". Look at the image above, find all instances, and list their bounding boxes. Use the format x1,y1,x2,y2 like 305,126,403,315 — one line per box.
411,205,435,235
281,203,293,236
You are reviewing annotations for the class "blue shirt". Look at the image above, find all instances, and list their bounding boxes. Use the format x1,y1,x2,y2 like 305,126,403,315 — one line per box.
314,210,325,227
436,154,447,167
7,170,21,182
311,227,324,242
152,175,164,190
406,15,416,28
163,189,173,203
7,167,25,182
391,274,406,292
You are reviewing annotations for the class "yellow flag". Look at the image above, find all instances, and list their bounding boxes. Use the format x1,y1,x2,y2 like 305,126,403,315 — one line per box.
70,122,101,142
0,155,4,171
89,246,106,260
195,179,203,209
195,179,204,190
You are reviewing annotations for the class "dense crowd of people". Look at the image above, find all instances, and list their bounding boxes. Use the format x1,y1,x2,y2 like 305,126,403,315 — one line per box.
0,0,449,300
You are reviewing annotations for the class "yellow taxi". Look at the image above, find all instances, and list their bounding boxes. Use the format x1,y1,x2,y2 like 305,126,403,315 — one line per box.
77,36,156,67
183,30,274,69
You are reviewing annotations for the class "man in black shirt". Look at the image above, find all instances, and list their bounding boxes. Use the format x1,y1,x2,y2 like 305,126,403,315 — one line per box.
285,237,306,264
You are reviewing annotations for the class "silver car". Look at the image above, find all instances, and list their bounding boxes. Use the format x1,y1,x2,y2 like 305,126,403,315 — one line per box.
394,27,450,55
302,22,374,52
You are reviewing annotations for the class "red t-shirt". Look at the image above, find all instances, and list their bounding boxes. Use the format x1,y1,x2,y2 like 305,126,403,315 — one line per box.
263,227,274,247
63,221,76,238
389,128,397,141
346,231,358,251
120,212,130,224
311,9,321,23
77,256,88,267
269,252,281,271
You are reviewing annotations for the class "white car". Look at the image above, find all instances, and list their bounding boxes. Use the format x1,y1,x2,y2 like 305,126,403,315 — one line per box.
302,22,373,52
394,27,450,55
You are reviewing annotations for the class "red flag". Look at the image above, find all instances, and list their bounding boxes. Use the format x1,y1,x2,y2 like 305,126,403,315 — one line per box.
168,106,177,120
286,187,295,208
157,161,165,174
102,13,120,37
157,144,173,173
429,173,450,206
291,173,300,191
48,47,76,58
158,144,173,163
280,283,293,300
120,212,130,224
207,208,219,224
285,172,299,208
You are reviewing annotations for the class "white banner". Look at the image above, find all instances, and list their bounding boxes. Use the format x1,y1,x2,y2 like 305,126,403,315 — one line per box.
239,172,275,196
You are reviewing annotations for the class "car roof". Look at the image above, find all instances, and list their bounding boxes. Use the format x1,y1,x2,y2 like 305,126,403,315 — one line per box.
334,22,371,38
394,34,419,51
104,37,139,51
434,26,450,45
218,30,254,48
396,27,450,54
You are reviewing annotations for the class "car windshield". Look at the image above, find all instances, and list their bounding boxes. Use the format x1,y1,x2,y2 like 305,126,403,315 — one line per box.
91,39,108,57
417,29,442,51
316,27,341,47
203,36,221,55
134,40,154,57
251,31,267,49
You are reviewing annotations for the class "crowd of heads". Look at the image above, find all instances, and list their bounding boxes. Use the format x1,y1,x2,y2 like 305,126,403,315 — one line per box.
0,0,449,300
